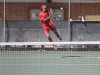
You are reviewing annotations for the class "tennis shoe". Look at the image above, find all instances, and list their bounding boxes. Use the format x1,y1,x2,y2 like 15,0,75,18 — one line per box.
53,45,58,50
58,36,62,41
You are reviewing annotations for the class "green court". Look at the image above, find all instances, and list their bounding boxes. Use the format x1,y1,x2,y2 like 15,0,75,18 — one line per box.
0,50,100,75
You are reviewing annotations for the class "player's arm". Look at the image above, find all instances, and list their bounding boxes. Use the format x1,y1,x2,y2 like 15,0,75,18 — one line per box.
43,11,52,22
39,14,45,22
43,14,52,22
39,11,52,22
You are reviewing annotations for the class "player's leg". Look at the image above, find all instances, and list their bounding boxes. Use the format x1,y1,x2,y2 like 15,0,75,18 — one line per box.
52,30,59,37
44,28,53,42
44,28,57,50
46,34,53,42
50,24,62,41
53,30,62,41
52,30,62,41
52,30,60,37
45,31,58,50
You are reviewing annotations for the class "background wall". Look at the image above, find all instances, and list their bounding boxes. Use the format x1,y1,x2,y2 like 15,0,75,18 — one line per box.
0,2,68,21
0,0,100,3
0,2,100,21
0,3,4,19
70,3,100,20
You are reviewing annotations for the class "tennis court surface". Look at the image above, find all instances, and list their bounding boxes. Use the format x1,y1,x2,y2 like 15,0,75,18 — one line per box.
0,49,100,75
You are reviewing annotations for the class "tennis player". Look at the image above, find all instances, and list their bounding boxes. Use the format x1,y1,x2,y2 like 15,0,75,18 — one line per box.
39,5,62,50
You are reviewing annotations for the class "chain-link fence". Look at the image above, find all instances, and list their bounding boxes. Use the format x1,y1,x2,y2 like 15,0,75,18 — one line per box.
4,1,68,42
0,0,4,42
0,0,100,42
70,0,100,41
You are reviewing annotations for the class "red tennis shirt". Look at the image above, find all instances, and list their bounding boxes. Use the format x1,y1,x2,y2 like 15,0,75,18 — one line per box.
39,11,52,29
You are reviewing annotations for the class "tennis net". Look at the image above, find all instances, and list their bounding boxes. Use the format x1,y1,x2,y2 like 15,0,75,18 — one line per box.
0,42,100,51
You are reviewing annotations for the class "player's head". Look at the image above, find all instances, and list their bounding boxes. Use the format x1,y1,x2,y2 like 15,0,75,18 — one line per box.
41,5,47,12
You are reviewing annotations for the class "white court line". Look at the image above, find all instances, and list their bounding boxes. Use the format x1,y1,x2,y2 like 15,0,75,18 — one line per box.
85,57,100,59
0,64,100,66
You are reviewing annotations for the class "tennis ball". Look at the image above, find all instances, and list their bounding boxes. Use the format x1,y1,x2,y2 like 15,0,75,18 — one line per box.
61,7,63,10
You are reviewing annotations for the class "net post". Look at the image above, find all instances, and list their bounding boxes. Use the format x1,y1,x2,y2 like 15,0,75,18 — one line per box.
68,0,71,41
68,0,71,51
4,0,6,42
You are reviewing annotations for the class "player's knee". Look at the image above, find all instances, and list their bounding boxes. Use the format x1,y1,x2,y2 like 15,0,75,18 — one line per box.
46,34,50,38
53,30,57,33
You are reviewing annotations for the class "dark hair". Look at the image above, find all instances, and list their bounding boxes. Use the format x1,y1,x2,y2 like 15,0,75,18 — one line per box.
41,9,42,11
